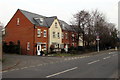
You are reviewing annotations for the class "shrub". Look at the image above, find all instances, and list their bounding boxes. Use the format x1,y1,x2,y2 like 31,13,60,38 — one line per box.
50,45,54,51
61,49,65,53
2,41,21,54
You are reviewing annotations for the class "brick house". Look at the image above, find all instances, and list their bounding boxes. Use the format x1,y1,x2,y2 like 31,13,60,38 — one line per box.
4,9,57,55
4,9,83,55
59,20,82,52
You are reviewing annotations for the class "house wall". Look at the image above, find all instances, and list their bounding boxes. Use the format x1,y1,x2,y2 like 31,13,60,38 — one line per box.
78,36,83,46
69,31,77,47
4,10,34,55
49,19,62,50
34,26,48,55
62,30,70,47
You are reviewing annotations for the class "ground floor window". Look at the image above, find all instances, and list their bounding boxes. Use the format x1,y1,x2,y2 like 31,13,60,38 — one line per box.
27,42,30,50
43,44,46,50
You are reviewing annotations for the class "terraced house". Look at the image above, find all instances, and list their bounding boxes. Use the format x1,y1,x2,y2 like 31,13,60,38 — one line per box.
4,9,83,55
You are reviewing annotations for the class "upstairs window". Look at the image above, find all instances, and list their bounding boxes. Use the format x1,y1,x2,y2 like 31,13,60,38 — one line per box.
72,34,75,41
58,32,60,38
53,32,55,38
43,30,47,37
17,18,20,25
55,22,57,28
65,33,68,39
62,32,64,39
37,29,41,37
72,34,74,37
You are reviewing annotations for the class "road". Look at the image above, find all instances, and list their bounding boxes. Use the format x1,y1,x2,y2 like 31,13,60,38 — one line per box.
2,51,119,78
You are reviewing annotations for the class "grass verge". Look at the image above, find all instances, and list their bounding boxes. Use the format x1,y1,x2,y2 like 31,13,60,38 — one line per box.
48,53,79,57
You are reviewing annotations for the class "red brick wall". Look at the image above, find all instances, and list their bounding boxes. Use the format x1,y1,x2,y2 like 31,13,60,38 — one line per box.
4,10,34,55
33,26,48,55
62,30,70,47
69,31,78,47
62,30,78,48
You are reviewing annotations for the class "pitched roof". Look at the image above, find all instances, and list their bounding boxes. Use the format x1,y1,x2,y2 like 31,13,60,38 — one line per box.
45,16,57,27
59,20,76,32
19,9,56,27
19,9,79,32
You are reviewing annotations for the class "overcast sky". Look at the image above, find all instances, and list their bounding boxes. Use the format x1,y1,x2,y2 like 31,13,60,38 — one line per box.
0,0,119,28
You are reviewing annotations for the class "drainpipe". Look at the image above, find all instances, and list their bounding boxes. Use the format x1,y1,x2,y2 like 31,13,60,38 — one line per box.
33,24,36,55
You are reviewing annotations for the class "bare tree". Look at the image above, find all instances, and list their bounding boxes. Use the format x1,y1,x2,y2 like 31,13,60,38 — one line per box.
72,10,91,47
71,9,118,50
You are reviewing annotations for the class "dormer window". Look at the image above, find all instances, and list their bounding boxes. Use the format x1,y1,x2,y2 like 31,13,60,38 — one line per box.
34,17,44,25
39,18,44,25
62,24,64,27
55,22,57,28
17,18,20,25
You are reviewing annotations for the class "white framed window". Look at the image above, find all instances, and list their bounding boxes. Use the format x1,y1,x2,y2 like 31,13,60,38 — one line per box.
72,43,74,46
17,18,20,25
72,34,74,37
37,29,41,37
27,42,30,50
65,33,68,39
58,32,60,38
53,32,55,38
43,44,46,50
43,30,47,37
55,22,57,28
40,18,44,25
72,34,74,41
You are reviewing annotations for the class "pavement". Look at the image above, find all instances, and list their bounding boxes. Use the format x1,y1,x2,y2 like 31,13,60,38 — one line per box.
2,49,116,72
2,50,119,78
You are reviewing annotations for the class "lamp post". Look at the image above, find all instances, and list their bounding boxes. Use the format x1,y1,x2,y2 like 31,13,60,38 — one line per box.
96,35,100,52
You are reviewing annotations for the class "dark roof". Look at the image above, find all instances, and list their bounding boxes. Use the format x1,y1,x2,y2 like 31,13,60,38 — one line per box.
45,16,57,27
19,9,80,32
59,20,76,32
19,9,56,27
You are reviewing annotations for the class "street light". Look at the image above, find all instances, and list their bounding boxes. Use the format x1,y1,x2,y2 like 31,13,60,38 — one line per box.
96,35,100,52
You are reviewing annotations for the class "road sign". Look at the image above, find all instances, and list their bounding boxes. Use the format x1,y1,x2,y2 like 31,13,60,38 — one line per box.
96,36,100,40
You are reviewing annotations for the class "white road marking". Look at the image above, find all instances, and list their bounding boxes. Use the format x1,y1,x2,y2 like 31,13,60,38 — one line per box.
68,58,71,60
21,67,28,69
64,59,67,60
30,65,36,68
88,60,100,65
50,62,54,64
72,58,74,60
113,54,117,56
103,56,111,60
43,63,47,65
74,57,77,59
15,69,19,71
109,52,113,54
10,69,15,71
2,71,8,73
46,67,78,78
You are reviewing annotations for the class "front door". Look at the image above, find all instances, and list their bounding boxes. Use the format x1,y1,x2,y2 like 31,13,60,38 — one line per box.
37,44,41,55
65,44,68,52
